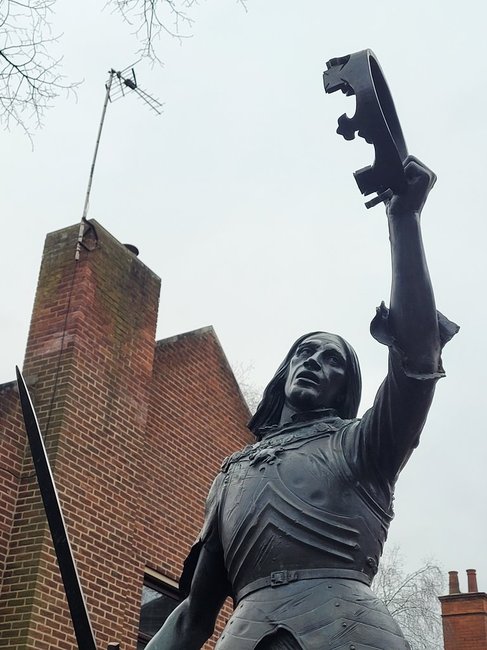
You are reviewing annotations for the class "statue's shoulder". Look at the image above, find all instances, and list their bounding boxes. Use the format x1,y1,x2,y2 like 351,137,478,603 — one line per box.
220,417,361,473
220,441,260,473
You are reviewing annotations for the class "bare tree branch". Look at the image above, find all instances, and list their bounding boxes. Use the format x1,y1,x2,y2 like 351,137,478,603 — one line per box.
106,0,194,63
0,0,78,141
106,0,247,63
374,545,445,650
232,360,262,414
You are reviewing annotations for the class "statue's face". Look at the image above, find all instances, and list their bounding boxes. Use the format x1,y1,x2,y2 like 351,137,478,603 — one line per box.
284,334,347,413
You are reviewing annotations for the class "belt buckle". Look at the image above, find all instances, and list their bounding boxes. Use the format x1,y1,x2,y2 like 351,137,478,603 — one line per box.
270,570,296,587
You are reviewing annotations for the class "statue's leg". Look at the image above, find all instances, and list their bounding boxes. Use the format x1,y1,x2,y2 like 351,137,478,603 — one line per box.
255,628,302,650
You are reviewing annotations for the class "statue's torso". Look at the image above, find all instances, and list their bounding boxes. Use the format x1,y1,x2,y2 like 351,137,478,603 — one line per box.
218,416,393,600
212,416,409,649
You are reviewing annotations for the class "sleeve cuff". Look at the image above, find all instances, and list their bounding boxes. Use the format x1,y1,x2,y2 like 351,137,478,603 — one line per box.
370,301,460,380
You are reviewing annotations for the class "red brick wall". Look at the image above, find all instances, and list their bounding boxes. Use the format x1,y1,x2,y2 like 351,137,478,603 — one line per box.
142,329,252,647
0,220,251,649
440,573,487,650
0,382,25,599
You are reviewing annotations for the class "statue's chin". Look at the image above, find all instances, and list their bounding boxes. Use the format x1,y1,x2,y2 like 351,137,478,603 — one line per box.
286,385,326,414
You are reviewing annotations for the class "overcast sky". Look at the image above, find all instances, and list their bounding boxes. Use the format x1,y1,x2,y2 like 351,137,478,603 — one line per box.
1,0,486,592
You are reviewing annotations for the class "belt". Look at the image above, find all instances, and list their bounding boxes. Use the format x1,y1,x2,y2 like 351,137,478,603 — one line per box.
235,568,372,604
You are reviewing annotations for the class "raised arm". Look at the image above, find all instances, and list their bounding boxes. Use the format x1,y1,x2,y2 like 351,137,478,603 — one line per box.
386,156,440,375
145,537,228,650
354,157,458,483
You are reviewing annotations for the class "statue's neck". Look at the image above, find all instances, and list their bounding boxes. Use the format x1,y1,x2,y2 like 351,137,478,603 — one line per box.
278,404,338,429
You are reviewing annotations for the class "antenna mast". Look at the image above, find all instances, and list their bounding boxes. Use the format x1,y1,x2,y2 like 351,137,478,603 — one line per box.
81,70,114,224
75,65,163,260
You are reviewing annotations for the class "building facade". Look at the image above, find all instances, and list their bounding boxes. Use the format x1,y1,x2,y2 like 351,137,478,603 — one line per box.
0,221,252,649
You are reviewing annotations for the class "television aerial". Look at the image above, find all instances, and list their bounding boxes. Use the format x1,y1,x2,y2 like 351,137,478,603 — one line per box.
76,64,163,260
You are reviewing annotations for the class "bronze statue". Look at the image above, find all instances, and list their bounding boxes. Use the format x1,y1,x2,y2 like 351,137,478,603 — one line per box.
146,155,457,650
146,48,458,649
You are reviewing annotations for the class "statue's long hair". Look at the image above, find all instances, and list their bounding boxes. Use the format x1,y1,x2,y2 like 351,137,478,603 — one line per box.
248,332,362,439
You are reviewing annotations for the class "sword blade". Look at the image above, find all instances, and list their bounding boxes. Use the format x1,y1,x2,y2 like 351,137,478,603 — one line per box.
15,366,98,650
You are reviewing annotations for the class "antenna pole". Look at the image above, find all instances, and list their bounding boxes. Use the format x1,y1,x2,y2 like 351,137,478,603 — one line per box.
76,69,115,260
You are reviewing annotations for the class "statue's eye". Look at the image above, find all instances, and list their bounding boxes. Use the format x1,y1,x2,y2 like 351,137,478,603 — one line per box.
327,354,343,367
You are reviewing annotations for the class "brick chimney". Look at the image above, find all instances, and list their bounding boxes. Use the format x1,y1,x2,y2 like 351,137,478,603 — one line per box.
439,569,487,650
0,221,161,649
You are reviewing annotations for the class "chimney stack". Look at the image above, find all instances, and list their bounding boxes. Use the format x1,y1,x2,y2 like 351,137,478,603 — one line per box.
0,221,161,649
440,569,487,650
467,569,479,593
448,571,460,594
